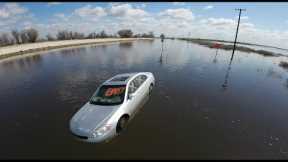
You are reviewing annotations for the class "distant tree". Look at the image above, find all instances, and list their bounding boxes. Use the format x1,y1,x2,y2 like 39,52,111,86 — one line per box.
141,33,148,38
37,38,46,42
56,31,63,40
0,33,10,46
92,32,97,39
87,32,97,39
99,30,107,38
72,32,77,39
95,33,100,38
56,30,86,40
140,32,155,38
20,30,29,43
57,30,68,40
79,32,85,39
76,32,85,39
133,33,141,38
11,30,21,44
46,34,55,41
70,31,82,39
148,31,154,38
105,33,111,38
111,33,117,38
69,31,73,39
26,28,38,42
117,29,133,38
110,34,118,38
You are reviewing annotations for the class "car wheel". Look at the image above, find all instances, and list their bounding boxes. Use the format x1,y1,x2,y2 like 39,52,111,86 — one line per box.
116,116,129,134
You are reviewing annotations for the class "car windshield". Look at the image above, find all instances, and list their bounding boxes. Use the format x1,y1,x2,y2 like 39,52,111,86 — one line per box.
90,85,126,106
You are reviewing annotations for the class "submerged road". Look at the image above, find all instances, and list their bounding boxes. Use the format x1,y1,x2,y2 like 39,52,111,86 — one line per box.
1,39,288,159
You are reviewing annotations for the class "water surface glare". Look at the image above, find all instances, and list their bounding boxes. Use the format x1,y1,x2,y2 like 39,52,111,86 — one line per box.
1,39,288,159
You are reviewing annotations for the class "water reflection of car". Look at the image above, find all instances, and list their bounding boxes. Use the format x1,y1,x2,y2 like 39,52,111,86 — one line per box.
69,72,155,143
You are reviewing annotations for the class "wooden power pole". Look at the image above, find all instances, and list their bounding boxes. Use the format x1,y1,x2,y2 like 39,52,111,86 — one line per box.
231,8,246,61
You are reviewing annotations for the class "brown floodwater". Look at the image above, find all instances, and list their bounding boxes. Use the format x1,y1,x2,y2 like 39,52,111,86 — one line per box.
1,39,288,159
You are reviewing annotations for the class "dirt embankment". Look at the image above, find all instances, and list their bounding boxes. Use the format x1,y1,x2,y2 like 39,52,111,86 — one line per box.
0,38,154,60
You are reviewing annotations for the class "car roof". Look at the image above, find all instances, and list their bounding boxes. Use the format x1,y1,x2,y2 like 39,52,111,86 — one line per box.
103,72,139,85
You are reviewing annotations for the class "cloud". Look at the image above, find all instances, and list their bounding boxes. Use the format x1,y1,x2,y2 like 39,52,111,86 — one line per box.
204,18,236,26
47,2,62,6
135,3,147,9
241,16,249,20
159,8,194,21
109,3,128,16
240,22,254,29
42,6,268,47
141,3,146,8
172,2,185,5
0,3,34,33
0,9,9,18
204,5,214,10
1,3,288,49
70,3,149,24
0,3,28,19
109,3,148,18
54,13,65,19
74,5,107,18
54,13,70,22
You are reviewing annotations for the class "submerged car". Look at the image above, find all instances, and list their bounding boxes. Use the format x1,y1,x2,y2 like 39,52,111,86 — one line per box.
69,72,155,143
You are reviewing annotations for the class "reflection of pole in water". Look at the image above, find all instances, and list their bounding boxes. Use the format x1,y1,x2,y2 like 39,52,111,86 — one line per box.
159,34,165,64
187,32,191,48
213,48,219,63
222,53,234,90
165,47,168,64
159,42,164,63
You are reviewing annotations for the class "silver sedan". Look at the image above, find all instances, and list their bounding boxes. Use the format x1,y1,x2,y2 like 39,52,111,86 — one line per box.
69,72,155,143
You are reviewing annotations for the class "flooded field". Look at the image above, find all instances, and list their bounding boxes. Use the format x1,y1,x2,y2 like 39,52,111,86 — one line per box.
1,39,288,159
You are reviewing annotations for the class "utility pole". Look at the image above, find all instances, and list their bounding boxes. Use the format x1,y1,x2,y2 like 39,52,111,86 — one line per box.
231,8,246,61
221,8,246,90
160,33,165,43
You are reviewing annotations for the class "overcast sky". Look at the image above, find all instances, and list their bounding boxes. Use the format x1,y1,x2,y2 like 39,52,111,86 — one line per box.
1,2,288,48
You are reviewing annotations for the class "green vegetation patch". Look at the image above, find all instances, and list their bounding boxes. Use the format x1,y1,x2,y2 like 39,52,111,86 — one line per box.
178,38,284,57
279,61,288,69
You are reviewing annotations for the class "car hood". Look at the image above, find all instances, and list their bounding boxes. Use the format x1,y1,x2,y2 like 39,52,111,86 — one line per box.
70,102,119,136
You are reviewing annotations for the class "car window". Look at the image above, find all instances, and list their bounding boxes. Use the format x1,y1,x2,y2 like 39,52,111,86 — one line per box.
139,75,147,84
128,75,147,94
128,81,137,94
133,76,141,88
